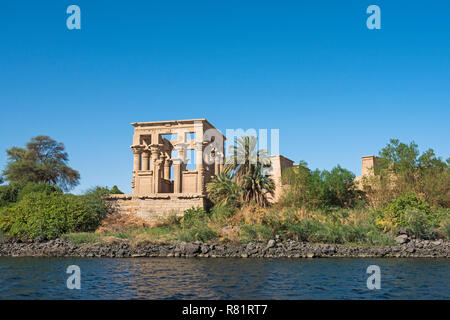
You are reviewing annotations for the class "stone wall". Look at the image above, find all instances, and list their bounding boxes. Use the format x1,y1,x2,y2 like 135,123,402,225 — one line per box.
105,194,206,223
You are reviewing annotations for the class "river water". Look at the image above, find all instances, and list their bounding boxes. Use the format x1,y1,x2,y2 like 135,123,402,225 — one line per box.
0,257,448,299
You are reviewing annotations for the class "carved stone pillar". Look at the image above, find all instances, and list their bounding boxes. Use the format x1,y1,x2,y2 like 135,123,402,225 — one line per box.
195,141,205,194
175,143,188,171
131,145,143,172
150,145,160,193
173,158,182,193
141,151,150,171
164,159,172,180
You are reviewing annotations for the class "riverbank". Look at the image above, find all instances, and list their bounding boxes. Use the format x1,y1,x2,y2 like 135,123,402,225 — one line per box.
1,237,449,258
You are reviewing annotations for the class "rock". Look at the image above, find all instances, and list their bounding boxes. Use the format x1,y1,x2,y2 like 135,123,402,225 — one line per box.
200,245,209,254
241,254,248,258
267,239,276,249
306,253,315,258
245,242,255,251
406,247,415,253
432,240,442,246
396,234,409,244
178,242,200,255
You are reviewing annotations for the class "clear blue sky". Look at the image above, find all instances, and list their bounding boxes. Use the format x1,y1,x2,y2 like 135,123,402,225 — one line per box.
0,1,449,194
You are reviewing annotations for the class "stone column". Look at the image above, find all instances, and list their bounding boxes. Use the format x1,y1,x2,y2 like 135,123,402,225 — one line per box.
195,141,205,194
175,143,188,171
141,151,150,171
173,158,182,193
150,145,160,193
164,158,172,180
131,146,143,172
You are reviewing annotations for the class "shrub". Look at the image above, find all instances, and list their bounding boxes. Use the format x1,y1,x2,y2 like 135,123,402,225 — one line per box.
211,205,236,223
0,191,107,240
0,183,22,207
384,192,431,227
109,185,123,194
206,173,241,208
403,209,434,239
280,162,361,210
439,218,450,240
17,182,62,202
240,224,274,242
181,207,209,228
177,225,217,242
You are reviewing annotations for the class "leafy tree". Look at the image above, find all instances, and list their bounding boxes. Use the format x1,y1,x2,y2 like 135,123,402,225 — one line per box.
370,139,450,207
109,185,123,194
241,165,275,207
206,173,241,207
0,183,22,207
1,135,80,191
280,162,360,209
207,136,275,207
224,136,271,180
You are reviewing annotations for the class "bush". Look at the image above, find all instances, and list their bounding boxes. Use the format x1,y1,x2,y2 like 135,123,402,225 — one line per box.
0,183,22,207
384,192,431,227
211,206,236,223
240,224,274,242
0,192,105,239
177,225,217,242
0,185,114,240
17,182,62,202
439,218,450,240
181,207,210,228
402,209,434,239
280,162,361,210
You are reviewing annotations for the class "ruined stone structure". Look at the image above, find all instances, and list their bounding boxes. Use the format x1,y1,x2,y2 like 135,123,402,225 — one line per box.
106,118,296,222
354,155,379,187
267,155,294,203
107,119,226,223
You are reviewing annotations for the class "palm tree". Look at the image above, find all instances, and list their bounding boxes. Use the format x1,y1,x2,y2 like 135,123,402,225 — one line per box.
206,173,241,207
241,165,275,207
224,136,271,180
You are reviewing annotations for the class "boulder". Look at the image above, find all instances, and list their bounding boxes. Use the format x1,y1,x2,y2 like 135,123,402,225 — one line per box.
395,234,409,244
266,239,276,249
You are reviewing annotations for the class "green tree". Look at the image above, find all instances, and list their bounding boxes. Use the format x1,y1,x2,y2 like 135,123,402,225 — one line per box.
280,162,360,209
206,173,241,207
224,136,271,180
374,139,449,207
1,135,80,191
241,166,275,207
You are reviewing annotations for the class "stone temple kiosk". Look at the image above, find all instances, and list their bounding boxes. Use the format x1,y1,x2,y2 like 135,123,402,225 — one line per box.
107,119,226,223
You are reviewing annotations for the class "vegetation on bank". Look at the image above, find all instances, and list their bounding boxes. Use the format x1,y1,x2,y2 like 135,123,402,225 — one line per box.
0,135,448,245
0,136,122,240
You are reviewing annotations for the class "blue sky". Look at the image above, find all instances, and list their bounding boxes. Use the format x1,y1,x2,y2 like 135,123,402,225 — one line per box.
0,1,449,194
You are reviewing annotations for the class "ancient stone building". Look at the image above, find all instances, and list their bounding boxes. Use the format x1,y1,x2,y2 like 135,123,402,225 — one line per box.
267,155,294,203
354,155,379,187
107,119,226,223
106,118,295,222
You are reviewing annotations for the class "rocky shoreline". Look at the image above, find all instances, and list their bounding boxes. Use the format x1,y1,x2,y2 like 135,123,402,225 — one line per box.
0,236,449,258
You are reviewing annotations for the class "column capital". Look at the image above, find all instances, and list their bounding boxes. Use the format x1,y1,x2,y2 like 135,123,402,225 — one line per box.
131,145,144,154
